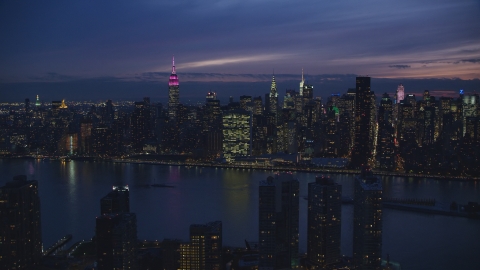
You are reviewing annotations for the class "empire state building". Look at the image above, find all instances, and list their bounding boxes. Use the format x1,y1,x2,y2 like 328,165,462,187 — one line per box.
168,57,180,121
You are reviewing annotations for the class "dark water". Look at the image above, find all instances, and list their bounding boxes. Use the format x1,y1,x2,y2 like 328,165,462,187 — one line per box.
1,159,479,269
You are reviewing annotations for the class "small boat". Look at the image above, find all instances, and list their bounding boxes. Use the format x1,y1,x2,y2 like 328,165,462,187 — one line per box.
151,178,175,188
151,183,175,188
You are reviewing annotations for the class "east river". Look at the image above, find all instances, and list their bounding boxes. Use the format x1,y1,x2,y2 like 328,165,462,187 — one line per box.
1,159,479,269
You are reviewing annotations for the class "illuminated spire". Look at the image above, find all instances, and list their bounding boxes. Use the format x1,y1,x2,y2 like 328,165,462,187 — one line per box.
300,69,305,96
270,74,277,98
169,57,179,87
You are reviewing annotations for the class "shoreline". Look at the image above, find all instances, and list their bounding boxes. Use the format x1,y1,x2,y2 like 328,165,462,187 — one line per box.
2,156,479,181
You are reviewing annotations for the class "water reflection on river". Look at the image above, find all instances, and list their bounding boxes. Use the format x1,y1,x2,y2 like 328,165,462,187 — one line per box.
0,159,479,269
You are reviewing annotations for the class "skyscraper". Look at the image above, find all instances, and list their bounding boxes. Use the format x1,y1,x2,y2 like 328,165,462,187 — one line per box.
222,110,252,162
269,75,278,122
351,77,373,168
353,167,383,270
100,185,130,215
130,101,152,152
307,176,342,268
96,186,137,270
395,84,404,104
0,175,42,269
179,221,222,270
96,213,137,270
168,57,180,121
259,173,299,269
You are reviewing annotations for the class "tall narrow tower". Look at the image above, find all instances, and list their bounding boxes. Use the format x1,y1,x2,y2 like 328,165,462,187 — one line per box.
350,76,373,169
269,74,278,122
259,173,299,269
168,56,180,121
299,68,305,96
307,176,342,268
353,167,383,270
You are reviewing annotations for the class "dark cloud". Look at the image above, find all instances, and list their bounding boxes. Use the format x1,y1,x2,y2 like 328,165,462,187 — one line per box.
389,65,411,69
461,59,480,64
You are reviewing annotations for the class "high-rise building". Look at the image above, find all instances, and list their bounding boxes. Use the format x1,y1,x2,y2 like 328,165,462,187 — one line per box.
269,75,278,122
222,110,252,162
35,94,41,107
80,119,93,154
259,173,299,269
253,96,263,116
351,77,373,168
100,185,130,215
130,101,152,152
353,167,383,270
168,57,180,121
96,213,137,270
299,69,305,97
377,94,395,169
179,221,222,270
0,175,42,269
96,186,136,269
395,84,404,104
307,176,342,268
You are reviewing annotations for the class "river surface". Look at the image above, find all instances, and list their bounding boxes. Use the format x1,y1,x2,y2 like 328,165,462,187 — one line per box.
1,159,479,269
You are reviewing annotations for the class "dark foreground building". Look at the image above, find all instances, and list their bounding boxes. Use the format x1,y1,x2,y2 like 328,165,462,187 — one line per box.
96,213,137,269
0,175,42,269
259,173,299,269
307,176,342,268
353,167,383,270
96,186,137,270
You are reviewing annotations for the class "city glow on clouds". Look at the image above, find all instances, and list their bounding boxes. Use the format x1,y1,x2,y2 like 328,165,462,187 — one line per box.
0,0,479,87
176,54,293,70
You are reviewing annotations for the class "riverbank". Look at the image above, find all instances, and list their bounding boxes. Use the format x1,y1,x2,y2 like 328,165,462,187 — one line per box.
1,156,479,181
109,158,480,182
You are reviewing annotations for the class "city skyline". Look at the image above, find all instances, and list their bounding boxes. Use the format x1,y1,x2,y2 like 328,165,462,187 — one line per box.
1,1,480,102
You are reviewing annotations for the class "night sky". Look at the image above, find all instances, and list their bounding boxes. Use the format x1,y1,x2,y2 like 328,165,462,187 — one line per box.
1,1,480,103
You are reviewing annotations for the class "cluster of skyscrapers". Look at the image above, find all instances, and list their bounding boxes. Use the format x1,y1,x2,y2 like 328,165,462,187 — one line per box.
1,169,384,270
2,58,479,176
258,170,382,270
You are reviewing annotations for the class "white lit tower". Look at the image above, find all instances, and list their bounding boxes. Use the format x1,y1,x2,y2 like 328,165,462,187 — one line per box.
393,84,405,135
299,68,305,97
168,57,180,121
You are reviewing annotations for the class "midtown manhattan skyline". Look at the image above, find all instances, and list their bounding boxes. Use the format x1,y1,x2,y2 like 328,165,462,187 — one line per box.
1,1,480,101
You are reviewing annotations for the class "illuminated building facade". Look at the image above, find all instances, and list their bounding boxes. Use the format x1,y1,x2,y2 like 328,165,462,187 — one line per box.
269,75,278,122
35,94,41,106
395,84,404,104
222,110,251,162
65,132,78,155
179,221,222,270
259,173,299,270
353,168,383,270
307,176,342,268
168,57,180,121
0,175,42,269
253,96,263,115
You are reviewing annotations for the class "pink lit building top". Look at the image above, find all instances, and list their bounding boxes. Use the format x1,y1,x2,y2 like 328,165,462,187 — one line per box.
169,56,179,87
